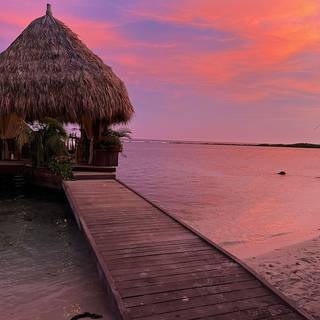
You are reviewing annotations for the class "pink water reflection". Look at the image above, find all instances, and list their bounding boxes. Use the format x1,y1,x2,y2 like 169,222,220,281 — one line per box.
118,142,320,258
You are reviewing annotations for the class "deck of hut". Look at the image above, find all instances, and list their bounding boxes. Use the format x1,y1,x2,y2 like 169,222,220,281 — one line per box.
62,179,312,320
0,161,26,175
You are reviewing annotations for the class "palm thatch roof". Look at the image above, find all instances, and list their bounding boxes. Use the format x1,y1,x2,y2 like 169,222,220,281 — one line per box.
0,4,134,124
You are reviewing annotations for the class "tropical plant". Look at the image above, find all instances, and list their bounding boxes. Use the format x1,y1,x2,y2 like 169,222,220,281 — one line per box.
95,128,131,152
103,128,132,139
48,156,74,180
31,118,68,167
17,117,68,167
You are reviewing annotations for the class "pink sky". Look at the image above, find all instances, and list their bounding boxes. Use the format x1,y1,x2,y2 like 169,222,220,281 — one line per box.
1,0,320,143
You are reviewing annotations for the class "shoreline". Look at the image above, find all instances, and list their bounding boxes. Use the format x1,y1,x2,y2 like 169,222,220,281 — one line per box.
246,236,320,319
130,139,320,149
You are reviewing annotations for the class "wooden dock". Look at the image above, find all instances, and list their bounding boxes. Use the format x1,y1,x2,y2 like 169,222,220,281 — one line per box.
0,160,26,175
63,179,313,320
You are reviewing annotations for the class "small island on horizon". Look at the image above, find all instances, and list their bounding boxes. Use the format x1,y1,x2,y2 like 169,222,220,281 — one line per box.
131,139,320,149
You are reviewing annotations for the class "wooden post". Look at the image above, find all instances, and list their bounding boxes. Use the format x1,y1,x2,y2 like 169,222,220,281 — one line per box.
88,120,102,165
4,139,9,160
0,139,3,160
88,137,94,165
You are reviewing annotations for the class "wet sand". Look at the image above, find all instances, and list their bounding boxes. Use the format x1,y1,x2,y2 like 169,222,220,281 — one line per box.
247,236,320,319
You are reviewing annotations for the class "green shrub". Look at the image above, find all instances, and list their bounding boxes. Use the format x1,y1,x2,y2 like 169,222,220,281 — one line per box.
48,157,74,180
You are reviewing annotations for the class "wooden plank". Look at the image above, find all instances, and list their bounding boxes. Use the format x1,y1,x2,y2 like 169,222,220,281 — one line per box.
111,258,230,279
131,295,280,320
93,233,198,247
100,243,217,259
123,279,263,307
113,261,237,282
89,228,186,238
88,225,183,234
100,238,204,253
273,313,307,320
119,273,253,298
63,179,312,320
86,219,178,225
129,287,270,318
201,305,293,320
97,238,204,252
86,218,170,225
103,248,217,263
117,265,243,290
105,252,225,270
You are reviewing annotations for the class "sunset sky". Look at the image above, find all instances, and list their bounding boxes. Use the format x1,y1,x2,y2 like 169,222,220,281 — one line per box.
1,0,320,143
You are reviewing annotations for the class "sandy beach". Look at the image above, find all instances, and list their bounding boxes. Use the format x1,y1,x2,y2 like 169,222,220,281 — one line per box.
247,236,320,319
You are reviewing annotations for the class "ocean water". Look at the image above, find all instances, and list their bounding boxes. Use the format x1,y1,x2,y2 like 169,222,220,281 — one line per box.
0,186,114,320
118,141,320,258
2,141,319,319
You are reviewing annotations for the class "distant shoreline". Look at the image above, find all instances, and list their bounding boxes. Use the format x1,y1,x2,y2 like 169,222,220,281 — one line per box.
130,139,320,149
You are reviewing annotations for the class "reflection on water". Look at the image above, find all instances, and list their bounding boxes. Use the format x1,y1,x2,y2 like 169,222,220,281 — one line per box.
0,184,114,320
118,142,320,258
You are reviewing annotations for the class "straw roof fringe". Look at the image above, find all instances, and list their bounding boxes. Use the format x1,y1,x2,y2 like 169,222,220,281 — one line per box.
0,4,134,124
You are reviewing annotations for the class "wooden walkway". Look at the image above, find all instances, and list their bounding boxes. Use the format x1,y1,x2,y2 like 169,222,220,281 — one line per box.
63,179,313,320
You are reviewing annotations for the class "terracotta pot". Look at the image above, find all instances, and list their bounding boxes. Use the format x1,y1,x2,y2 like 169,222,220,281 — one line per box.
93,150,119,167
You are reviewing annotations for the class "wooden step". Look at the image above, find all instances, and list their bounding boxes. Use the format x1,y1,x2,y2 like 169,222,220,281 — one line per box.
73,171,116,180
73,165,116,173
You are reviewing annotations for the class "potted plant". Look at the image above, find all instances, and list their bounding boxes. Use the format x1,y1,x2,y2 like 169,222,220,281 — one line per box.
93,128,131,167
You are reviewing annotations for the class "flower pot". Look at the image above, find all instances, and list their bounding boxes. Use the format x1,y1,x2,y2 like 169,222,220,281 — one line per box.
93,150,119,167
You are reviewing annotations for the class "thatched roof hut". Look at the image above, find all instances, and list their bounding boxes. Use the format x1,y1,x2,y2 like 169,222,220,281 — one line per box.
0,4,134,124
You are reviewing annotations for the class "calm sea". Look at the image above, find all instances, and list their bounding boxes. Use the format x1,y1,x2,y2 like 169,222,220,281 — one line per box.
118,141,320,258
0,187,114,320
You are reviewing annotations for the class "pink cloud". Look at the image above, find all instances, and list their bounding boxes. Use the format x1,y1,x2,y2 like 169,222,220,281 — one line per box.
121,0,320,99
1,1,320,142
